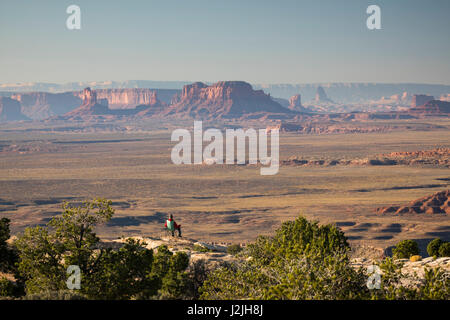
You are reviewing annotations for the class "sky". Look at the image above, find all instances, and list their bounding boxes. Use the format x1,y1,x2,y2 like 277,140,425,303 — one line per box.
0,0,449,84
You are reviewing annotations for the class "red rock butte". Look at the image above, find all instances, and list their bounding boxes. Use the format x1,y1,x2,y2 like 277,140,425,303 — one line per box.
163,81,294,119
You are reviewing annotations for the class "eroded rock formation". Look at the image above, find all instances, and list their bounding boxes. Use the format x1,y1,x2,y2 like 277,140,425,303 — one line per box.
411,94,434,108
163,81,294,119
376,190,450,215
288,94,309,112
315,86,333,103
409,100,450,115
0,97,30,122
60,87,167,120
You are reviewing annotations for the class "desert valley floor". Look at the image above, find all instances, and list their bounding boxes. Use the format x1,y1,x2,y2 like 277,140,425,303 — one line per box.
0,118,449,255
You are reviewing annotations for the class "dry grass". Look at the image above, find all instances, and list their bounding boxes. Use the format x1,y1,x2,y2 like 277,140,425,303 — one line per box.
0,118,449,254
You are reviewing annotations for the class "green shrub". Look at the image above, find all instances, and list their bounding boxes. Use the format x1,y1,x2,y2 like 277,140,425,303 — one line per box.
227,244,242,255
246,215,349,265
0,218,18,273
438,242,450,257
372,258,450,300
14,199,193,300
427,238,443,257
200,216,365,300
0,277,15,297
201,216,450,300
392,240,419,259
22,290,87,300
185,259,211,299
192,244,211,253
415,267,450,299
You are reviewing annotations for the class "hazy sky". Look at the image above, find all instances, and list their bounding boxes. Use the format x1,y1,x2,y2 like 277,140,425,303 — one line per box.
0,0,449,84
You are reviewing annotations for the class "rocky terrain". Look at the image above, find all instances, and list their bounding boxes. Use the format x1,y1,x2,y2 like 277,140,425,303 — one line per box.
105,236,450,284
376,190,450,215
61,88,113,120
1,81,449,121
370,91,411,107
76,88,178,109
411,94,434,108
287,94,309,112
351,256,450,283
57,88,167,121
269,122,389,134
409,100,450,116
440,94,450,102
0,97,30,122
28,82,298,121
7,88,178,120
314,86,334,104
108,236,238,266
281,148,450,168
0,141,64,155
162,81,294,119
377,148,450,167
10,92,82,120
4,81,449,103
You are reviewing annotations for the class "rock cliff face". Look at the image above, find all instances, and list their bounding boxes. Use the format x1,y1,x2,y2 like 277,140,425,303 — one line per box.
3,81,450,104
163,81,293,119
411,94,434,108
5,83,449,122
62,88,111,119
409,100,450,115
75,88,176,108
440,94,450,102
315,86,333,103
288,94,310,112
60,88,167,120
372,91,411,106
81,87,97,106
10,88,178,120
10,92,82,120
0,97,30,122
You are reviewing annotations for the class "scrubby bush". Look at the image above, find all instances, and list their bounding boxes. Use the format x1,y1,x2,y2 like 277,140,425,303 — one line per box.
22,290,87,300
416,267,450,299
438,242,450,257
427,238,443,257
147,245,190,299
192,244,211,253
13,199,193,300
200,216,368,299
83,238,156,299
0,218,18,273
0,277,15,297
370,258,449,300
185,259,211,299
6,206,450,300
392,240,419,259
227,244,242,255
201,216,450,300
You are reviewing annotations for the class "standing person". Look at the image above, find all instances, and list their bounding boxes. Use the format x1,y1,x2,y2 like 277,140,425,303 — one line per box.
165,214,182,237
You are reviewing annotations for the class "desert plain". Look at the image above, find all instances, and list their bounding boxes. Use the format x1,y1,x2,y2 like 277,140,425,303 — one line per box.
0,117,449,256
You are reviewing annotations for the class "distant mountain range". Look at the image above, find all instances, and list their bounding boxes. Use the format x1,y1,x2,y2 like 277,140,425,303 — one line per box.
254,83,450,103
0,81,449,122
1,81,450,103
0,81,188,93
